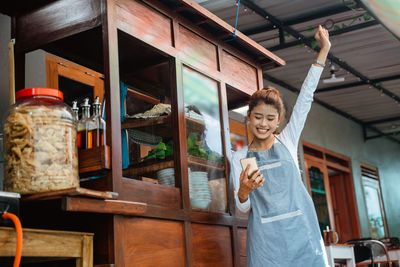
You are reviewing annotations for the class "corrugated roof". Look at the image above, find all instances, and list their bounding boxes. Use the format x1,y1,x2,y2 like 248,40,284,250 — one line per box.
197,0,400,142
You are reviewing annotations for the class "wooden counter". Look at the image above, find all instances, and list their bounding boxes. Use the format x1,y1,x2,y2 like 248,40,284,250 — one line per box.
0,226,93,267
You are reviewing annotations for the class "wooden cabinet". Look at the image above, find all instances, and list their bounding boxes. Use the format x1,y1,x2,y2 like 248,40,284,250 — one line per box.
9,0,284,266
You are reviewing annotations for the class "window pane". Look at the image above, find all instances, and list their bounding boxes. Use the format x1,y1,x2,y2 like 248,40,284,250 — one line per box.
58,76,94,108
363,177,386,239
183,66,227,213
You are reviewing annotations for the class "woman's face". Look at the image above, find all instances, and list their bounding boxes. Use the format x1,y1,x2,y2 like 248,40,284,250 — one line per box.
248,102,280,141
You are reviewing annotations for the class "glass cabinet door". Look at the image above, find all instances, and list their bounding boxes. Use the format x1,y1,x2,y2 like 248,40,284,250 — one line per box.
118,31,179,194
182,66,227,213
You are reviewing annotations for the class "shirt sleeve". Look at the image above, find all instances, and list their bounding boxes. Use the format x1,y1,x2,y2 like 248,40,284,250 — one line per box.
230,148,251,213
280,64,323,149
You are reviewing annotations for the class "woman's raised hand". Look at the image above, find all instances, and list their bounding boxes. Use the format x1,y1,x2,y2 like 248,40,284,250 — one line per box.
238,164,265,203
315,25,331,50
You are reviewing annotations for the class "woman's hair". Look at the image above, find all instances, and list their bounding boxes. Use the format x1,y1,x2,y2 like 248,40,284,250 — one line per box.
247,86,286,122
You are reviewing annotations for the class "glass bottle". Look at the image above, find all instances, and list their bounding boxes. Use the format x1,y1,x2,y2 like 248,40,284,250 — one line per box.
72,100,79,123
90,96,106,147
77,98,94,149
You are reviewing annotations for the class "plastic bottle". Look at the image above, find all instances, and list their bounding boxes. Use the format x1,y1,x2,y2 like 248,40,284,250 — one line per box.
3,87,79,193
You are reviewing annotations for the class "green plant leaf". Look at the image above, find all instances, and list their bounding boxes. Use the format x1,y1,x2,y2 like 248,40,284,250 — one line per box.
187,133,197,150
363,12,371,21
284,32,290,37
298,43,304,48
375,82,382,87
307,26,314,32
350,14,359,24
346,2,357,10
311,40,318,49
334,25,340,31
342,23,347,28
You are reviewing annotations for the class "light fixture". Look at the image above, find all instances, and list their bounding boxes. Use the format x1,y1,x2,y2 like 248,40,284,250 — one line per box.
323,63,345,84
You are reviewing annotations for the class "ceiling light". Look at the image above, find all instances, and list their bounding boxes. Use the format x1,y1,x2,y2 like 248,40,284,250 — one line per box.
323,63,345,84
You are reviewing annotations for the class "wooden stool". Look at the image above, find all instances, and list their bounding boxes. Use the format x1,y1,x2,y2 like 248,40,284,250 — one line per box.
0,226,93,267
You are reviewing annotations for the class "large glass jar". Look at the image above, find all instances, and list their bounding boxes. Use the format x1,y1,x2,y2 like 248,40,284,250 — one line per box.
3,88,79,194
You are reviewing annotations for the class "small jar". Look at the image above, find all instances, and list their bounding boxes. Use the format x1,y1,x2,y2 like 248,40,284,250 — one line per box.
3,88,79,194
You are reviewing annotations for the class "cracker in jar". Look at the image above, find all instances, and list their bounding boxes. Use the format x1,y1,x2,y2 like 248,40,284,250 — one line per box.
4,104,78,194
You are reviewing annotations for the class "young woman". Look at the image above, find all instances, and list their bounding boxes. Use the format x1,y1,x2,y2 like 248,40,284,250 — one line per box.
230,25,331,266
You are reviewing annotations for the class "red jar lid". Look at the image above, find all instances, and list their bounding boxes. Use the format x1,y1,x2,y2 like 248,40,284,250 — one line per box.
16,88,64,101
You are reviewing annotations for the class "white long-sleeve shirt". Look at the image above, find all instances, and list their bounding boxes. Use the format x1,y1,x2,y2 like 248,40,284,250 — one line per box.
231,64,324,213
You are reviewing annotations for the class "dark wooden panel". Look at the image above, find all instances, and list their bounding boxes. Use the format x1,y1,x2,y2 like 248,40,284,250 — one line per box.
115,0,173,52
240,256,246,267
16,0,101,52
221,50,258,95
237,227,247,257
116,217,185,267
177,25,218,71
20,199,114,265
119,178,181,208
192,223,233,267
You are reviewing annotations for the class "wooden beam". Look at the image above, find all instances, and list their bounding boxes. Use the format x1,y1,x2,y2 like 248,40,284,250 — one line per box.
63,197,147,216
174,0,286,66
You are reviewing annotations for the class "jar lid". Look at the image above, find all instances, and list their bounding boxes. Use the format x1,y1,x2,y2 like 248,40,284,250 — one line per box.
16,88,64,101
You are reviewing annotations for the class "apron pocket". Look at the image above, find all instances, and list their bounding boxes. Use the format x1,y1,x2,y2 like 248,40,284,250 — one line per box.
258,159,292,194
260,209,302,224
259,161,282,171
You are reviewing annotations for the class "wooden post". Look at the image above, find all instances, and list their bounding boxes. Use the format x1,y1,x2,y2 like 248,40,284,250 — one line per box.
8,39,15,105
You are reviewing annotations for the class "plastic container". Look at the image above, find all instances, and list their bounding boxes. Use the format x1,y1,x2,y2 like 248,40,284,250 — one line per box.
3,88,79,194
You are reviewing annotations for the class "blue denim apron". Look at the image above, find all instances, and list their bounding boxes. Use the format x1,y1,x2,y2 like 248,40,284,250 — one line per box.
246,138,326,267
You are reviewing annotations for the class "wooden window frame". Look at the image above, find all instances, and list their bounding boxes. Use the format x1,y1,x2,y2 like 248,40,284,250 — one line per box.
360,162,389,238
45,53,104,103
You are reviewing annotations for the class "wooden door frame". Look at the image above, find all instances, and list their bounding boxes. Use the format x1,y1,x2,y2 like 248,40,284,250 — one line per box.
304,157,336,232
303,141,361,239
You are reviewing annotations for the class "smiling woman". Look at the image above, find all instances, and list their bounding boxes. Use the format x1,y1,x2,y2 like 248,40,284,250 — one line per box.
230,25,331,267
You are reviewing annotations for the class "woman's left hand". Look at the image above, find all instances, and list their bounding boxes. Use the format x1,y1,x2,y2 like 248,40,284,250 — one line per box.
315,25,331,50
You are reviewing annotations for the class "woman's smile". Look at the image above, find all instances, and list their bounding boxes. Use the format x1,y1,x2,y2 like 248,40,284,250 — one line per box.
256,128,269,134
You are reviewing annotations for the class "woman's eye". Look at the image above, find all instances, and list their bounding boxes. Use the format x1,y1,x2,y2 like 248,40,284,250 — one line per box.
255,117,262,120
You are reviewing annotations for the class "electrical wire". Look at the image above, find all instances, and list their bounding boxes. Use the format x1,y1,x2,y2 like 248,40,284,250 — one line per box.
225,0,241,42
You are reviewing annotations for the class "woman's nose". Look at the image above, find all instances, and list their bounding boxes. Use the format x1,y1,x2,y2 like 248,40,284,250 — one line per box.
261,118,268,126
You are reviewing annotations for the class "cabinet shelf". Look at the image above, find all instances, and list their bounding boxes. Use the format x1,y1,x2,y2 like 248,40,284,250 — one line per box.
121,115,206,138
123,155,224,178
